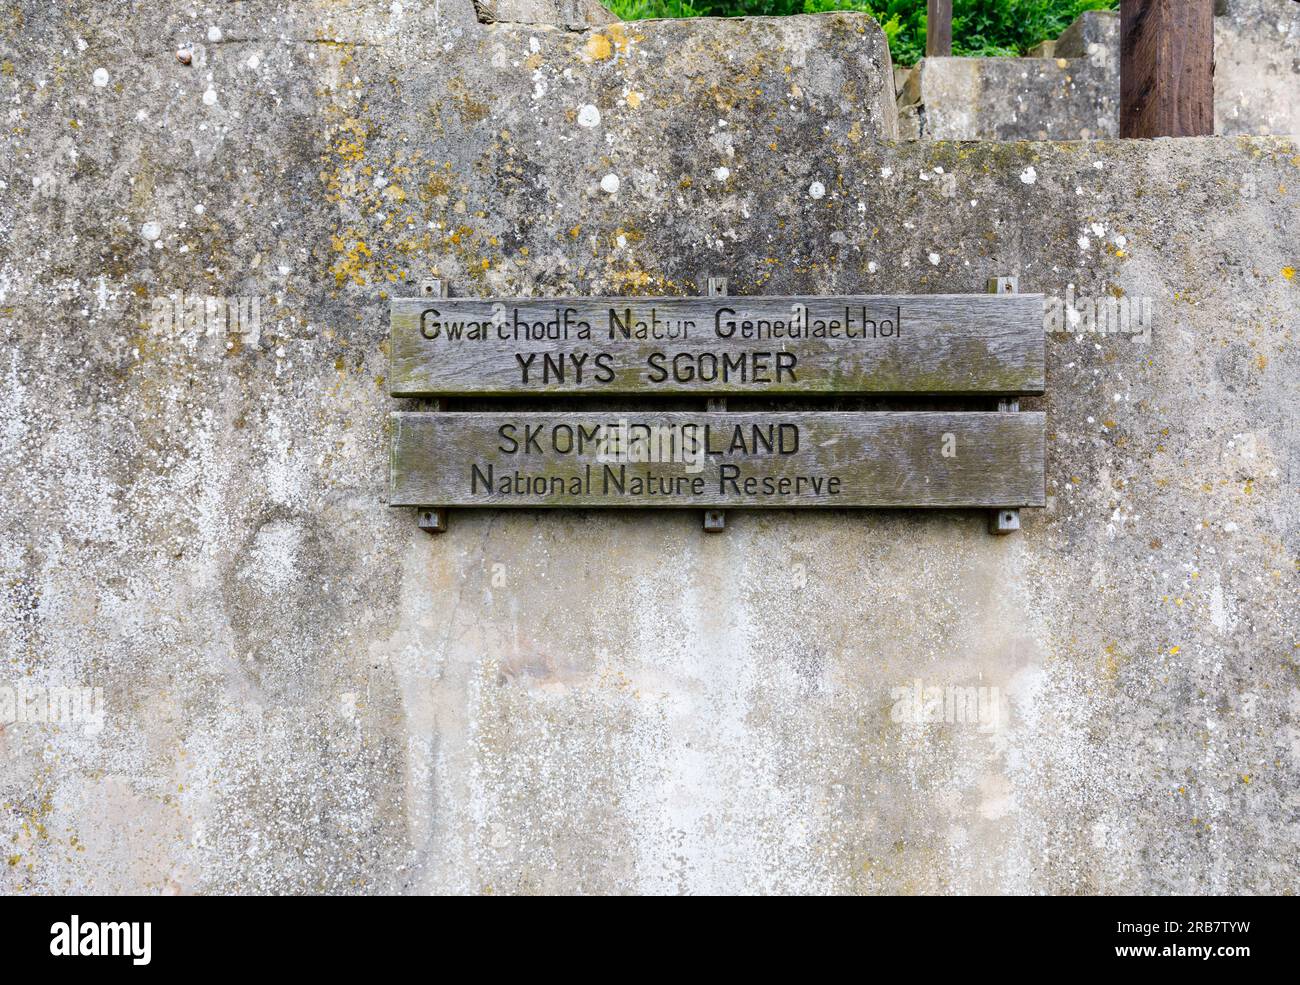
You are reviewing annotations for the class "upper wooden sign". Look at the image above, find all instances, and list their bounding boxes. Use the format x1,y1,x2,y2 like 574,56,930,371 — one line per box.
388,294,1045,397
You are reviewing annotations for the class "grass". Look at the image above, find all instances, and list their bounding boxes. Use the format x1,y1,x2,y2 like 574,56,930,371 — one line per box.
600,0,1120,66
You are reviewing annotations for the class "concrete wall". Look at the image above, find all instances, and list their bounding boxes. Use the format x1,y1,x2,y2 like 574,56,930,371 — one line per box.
898,54,1116,141
1216,0,1300,136
1,2,1297,895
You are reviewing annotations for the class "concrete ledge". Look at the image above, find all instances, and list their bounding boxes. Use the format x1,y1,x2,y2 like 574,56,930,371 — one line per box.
899,56,1116,140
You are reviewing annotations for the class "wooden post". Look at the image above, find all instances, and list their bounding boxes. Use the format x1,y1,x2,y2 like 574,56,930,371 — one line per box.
416,278,449,533
988,276,1021,536
927,0,953,57
1120,0,1214,137
703,275,728,533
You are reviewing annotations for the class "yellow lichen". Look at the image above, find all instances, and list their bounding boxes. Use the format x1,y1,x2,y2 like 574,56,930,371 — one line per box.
583,34,612,62
328,233,375,287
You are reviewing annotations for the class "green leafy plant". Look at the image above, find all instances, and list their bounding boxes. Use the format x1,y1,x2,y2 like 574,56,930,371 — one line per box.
600,0,1119,67
604,0,706,18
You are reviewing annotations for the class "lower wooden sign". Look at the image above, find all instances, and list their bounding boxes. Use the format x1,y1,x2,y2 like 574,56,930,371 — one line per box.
390,411,1045,509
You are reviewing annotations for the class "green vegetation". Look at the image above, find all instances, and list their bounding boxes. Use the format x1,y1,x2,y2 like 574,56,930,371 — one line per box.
601,0,1120,66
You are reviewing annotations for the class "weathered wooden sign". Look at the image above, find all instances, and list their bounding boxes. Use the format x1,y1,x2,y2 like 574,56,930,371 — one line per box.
388,294,1045,396
388,285,1047,527
390,411,1046,509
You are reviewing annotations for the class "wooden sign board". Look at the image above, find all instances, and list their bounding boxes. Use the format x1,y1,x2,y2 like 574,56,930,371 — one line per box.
389,294,1045,396
390,411,1046,509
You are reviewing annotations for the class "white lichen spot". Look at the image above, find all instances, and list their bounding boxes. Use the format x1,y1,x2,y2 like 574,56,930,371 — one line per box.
140,221,162,242
880,166,893,179
867,261,879,273
600,173,620,195
1209,578,1228,631
203,88,218,106
208,25,223,43
712,167,730,182
92,67,109,88
808,181,825,199
928,252,941,266
247,54,260,70
577,104,601,128
1019,166,1038,185
1078,236,1091,250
